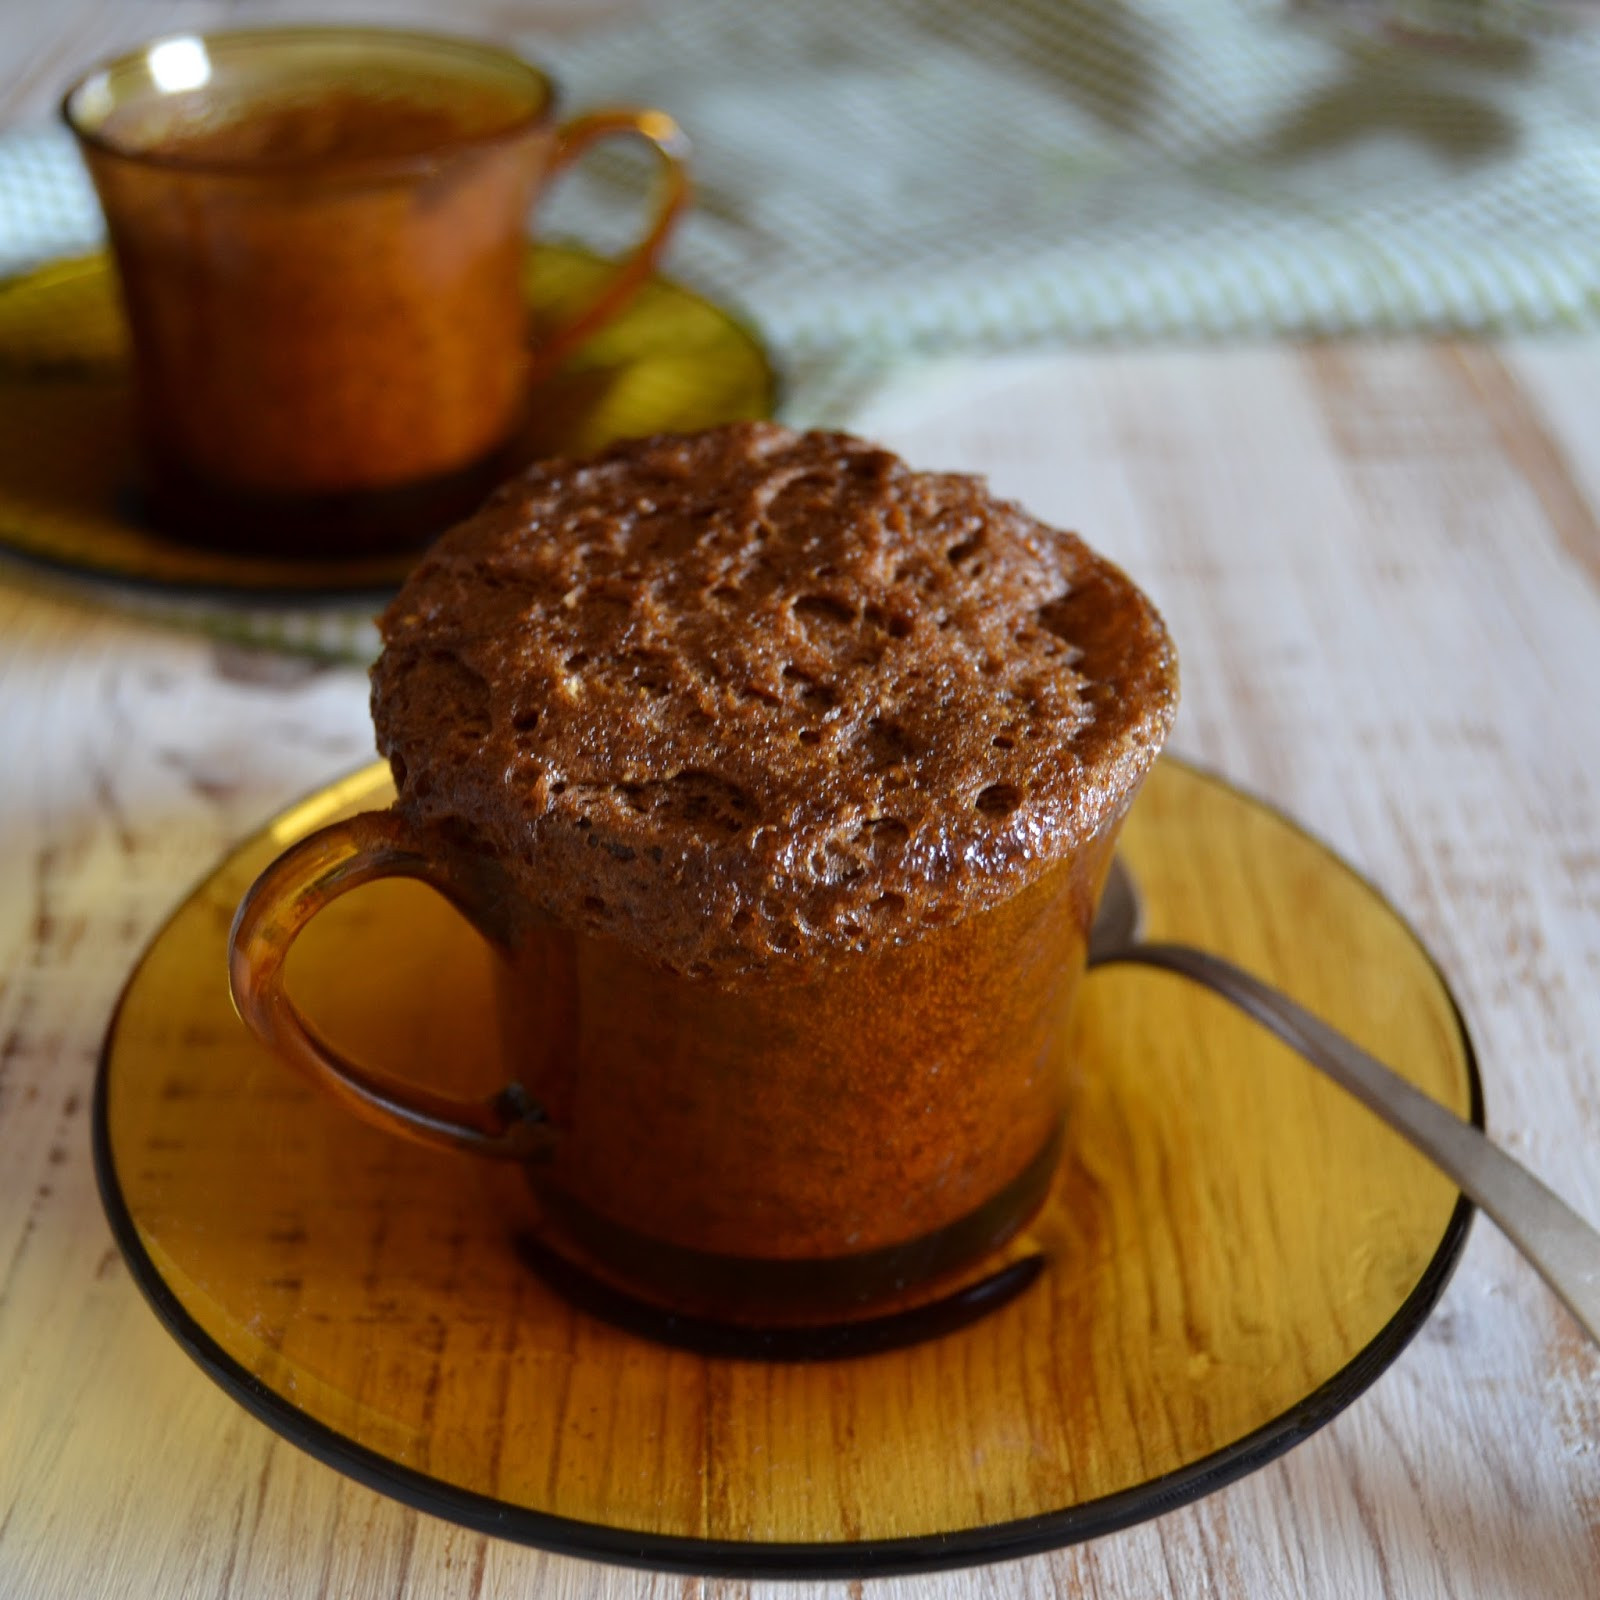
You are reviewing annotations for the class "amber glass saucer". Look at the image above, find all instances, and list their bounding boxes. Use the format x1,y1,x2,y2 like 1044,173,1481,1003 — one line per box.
0,248,774,596
93,758,1479,1578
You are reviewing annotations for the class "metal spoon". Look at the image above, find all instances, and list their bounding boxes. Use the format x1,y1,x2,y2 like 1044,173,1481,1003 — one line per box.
1088,856,1600,1348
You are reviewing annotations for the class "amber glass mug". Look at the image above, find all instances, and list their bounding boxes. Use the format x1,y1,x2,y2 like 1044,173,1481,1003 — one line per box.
228,798,1135,1327
62,29,690,557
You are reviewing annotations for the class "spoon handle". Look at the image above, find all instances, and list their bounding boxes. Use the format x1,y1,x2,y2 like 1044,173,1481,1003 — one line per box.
1099,942,1600,1349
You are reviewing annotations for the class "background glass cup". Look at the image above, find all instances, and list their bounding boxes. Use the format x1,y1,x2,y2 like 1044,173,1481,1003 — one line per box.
227,801,1134,1327
62,29,690,558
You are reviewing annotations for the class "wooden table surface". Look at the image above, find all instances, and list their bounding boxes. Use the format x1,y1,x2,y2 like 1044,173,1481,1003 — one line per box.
1,4,1597,1597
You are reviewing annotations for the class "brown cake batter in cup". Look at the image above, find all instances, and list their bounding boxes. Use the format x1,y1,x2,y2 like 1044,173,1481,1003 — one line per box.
230,424,1179,1323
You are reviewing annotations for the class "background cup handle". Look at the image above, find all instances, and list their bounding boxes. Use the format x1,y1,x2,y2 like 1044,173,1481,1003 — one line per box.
527,107,693,381
228,811,552,1161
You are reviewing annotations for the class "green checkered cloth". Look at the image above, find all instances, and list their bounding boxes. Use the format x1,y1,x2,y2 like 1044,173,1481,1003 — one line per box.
534,0,1600,421
1,0,1596,655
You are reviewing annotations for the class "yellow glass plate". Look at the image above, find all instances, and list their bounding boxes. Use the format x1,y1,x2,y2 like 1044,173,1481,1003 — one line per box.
0,248,775,596
94,757,1478,1577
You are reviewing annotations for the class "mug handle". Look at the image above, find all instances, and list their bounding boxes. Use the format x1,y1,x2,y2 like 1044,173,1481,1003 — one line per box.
528,107,693,381
228,811,552,1162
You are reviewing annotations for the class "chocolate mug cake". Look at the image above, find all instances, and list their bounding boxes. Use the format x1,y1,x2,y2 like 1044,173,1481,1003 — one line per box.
232,422,1179,1322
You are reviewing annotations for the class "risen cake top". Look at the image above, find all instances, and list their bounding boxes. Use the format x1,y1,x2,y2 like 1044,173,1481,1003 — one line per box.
371,422,1178,979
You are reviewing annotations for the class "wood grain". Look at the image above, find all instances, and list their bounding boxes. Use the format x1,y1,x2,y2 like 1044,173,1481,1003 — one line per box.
0,3,1598,1594
6,335,1598,1597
